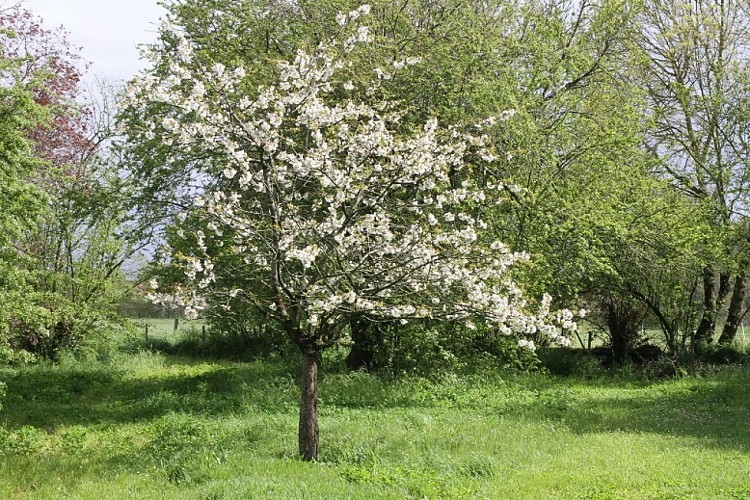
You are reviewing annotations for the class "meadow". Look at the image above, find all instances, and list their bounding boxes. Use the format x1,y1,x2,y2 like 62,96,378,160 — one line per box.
1,341,749,499
134,318,207,340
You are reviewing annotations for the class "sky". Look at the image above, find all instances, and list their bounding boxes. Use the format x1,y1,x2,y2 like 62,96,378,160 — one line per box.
24,0,166,83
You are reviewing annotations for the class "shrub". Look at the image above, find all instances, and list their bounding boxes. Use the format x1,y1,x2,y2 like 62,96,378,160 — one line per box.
367,322,543,376
537,347,605,377
699,343,750,365
139,322,294,361
7,312,81,360
76,318,142,362
2,293,141,362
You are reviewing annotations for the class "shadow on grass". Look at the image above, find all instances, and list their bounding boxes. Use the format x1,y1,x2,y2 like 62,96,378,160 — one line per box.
3,354,750,454
0,355,303,495
490,368,750,452
0,357,300,429
319,366,750,453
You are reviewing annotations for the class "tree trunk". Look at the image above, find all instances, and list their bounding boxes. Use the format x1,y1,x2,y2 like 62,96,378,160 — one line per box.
694,269,730,347
298,348,319,461
629,287,680,355
694,268,716,346
606,298,644,364
719,274,746,344
346,316,380,371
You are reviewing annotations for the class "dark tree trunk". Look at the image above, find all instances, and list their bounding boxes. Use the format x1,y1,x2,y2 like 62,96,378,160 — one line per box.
606,299,644,364
694,268,717,346
694,269,731,348
298,348,319,461
346,316,380,371
719,275,746,344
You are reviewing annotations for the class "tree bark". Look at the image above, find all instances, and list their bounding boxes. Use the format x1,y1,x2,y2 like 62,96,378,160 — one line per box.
694,269,731,347
298,348,319,461
719,274,746,344
628,287,680,354
347,316,383,371
347,317,372,371
606,298,644,364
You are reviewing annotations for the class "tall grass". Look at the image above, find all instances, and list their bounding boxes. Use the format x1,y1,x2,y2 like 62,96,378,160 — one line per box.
1,350,749,498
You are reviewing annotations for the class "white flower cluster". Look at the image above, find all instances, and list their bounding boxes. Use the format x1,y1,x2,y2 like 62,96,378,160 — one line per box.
131,6,575,346
145,279,207,320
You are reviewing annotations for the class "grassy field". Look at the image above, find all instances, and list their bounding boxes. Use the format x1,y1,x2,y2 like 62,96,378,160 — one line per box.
1,350,749,499
134,318,207,340
573,325,750,351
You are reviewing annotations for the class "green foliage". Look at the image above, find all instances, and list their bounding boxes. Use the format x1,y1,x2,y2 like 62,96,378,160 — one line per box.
537,347,606,378
145,322,295,361
0,267,139,362
0,241,136,363
0,64,46,248
0,8,139,362
699,343,750,365
0,24,50,362
369,322,543,376
538,343,750,380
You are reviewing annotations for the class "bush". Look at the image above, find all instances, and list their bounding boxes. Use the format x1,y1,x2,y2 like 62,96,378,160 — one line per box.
0,343,36,365
367,322,543,376
75,318,142,362
1,289,143,362
537,347,605,377
7,309,81,360
699,343,750,365
140,322,294,361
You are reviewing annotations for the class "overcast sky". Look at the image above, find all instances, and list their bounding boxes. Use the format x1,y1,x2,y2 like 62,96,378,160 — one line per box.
24,0,166,83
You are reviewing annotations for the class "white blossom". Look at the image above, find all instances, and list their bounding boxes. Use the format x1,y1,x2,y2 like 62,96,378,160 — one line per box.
185,306,200,320
518,339,536,350
128,9,575,350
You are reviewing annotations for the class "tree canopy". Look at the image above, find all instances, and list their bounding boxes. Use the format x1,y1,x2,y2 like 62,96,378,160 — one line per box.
126,5,578,459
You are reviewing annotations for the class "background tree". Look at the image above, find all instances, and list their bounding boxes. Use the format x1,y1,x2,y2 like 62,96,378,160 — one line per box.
0,5,142,359
636,0,750,349
0,15,48,360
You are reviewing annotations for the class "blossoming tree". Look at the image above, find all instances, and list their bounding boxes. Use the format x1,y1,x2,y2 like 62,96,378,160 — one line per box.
127,6,574,460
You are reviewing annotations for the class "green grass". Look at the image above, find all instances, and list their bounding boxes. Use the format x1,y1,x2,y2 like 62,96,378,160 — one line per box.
135,318,207,340
573,325,750,352
1,352,750,498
